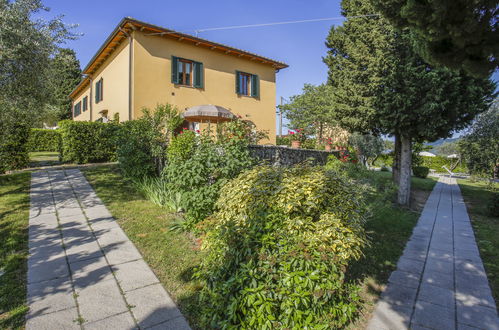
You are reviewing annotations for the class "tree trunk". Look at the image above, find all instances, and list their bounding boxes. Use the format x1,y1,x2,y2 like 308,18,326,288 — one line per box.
392,134,401,185
398,135,412,206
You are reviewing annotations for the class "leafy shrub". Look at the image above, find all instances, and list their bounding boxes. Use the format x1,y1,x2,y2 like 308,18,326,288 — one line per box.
196,165,367,329
115,120,156,178
413,166,430,178
58,120,119,164
163,134,255,226
167,129,196,162
0,122,30,173
27,128,61,152
116,104,183,177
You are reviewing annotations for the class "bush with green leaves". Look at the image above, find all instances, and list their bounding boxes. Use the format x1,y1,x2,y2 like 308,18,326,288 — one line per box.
58,120,119,164
163,133,255,226
167,129,196,162
116,104,183,177
413,166,430,178
115,120,156,178
195,165,368,329
27,128,61,152
0,122,30,173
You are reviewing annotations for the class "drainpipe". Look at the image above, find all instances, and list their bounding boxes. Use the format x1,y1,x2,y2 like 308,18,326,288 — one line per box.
120,27,134,121
82,74,93,121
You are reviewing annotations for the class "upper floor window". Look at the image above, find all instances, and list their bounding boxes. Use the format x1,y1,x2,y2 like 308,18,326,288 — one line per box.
82,96,88,111
74,101,82,117
171,56,203,88
95,78,103,103
236,71,259,97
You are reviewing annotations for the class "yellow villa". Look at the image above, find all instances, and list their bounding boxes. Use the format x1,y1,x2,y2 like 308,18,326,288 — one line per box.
69,17,288,144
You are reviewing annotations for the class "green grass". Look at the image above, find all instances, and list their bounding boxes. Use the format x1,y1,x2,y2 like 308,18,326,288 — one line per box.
81,165,203,328
29,151,60,167
0,172,31,329
458,179,498,310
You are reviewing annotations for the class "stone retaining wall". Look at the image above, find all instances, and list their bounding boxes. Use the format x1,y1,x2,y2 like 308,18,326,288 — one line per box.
249,145,339,166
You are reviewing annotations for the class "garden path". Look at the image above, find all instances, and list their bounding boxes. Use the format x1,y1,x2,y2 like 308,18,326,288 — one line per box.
26,169,190,329
367,176,498,330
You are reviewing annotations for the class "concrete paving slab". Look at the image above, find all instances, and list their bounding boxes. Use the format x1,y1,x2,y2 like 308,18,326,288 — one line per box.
412,301,455,330
25,307,80,330
418,283,454,307
125,283,182,329
112,259,160,292
27,255,70,284
27,277,76,317
70,256,114,288
456,302,499,330
76,278,128,323
84,311,137,330
147,316,191,330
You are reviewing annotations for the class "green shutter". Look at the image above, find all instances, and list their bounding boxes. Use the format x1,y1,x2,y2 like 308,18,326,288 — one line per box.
235,71,241,94
95,81,99,103
171,56,179,84
251,74,259,97
99,79,103,101
193,61,203,88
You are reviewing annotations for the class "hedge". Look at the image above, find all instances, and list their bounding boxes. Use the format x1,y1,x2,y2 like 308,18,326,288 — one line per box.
0,122,30,174
58,120,119,164
27,128,61,152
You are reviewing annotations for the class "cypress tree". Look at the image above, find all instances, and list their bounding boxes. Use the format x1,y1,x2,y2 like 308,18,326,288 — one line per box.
324,0,495,205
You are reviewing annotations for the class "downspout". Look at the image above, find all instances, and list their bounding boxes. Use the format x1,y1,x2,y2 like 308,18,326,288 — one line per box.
120,27,134,121
82,74,93,121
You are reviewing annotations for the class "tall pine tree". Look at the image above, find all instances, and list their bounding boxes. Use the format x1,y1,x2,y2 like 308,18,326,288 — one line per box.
324,0,495,205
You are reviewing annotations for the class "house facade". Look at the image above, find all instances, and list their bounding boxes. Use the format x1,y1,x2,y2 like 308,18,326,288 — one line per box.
69,17,288,144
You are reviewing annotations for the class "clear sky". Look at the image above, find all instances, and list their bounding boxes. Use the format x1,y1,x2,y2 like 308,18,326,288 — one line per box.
39,0,344,132
39,0,496,136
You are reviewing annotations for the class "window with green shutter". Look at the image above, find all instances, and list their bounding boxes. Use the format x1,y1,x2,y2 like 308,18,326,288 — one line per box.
172,56,203,88
74,101,82,117
236,71,259,98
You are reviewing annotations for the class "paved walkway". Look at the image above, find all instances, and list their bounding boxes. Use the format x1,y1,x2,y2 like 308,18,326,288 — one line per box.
368,176,499,330
27,169,190,330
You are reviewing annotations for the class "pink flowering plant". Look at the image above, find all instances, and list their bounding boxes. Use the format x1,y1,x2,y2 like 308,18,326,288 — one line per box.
289,128,306,142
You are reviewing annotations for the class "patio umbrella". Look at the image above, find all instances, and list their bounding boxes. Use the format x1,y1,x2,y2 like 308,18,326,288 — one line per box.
182,104,236,123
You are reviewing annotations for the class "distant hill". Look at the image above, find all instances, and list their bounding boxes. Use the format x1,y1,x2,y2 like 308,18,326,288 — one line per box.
425,137,460,147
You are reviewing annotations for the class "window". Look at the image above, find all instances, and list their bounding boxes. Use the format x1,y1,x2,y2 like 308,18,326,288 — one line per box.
95,78,103,103
171,56,203,88
74,101,82,117
236,71,259,97
82,96,88,111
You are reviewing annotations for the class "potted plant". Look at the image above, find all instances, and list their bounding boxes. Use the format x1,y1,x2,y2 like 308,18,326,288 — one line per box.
324,137,333,151
289,129,305,148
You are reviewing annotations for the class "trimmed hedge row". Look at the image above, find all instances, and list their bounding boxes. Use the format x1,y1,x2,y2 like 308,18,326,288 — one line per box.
58,120,119,164
27,128,61,152
0,122,30,174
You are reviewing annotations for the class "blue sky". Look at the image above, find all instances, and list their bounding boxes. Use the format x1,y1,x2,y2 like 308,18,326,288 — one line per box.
40,0,496,136
40,0,343,132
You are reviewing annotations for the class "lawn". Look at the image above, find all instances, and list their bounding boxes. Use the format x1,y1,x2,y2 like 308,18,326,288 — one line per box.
458,179,498,310
29,151,60,167
82,165,437,329
81,165,203,328
0,172,31,329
